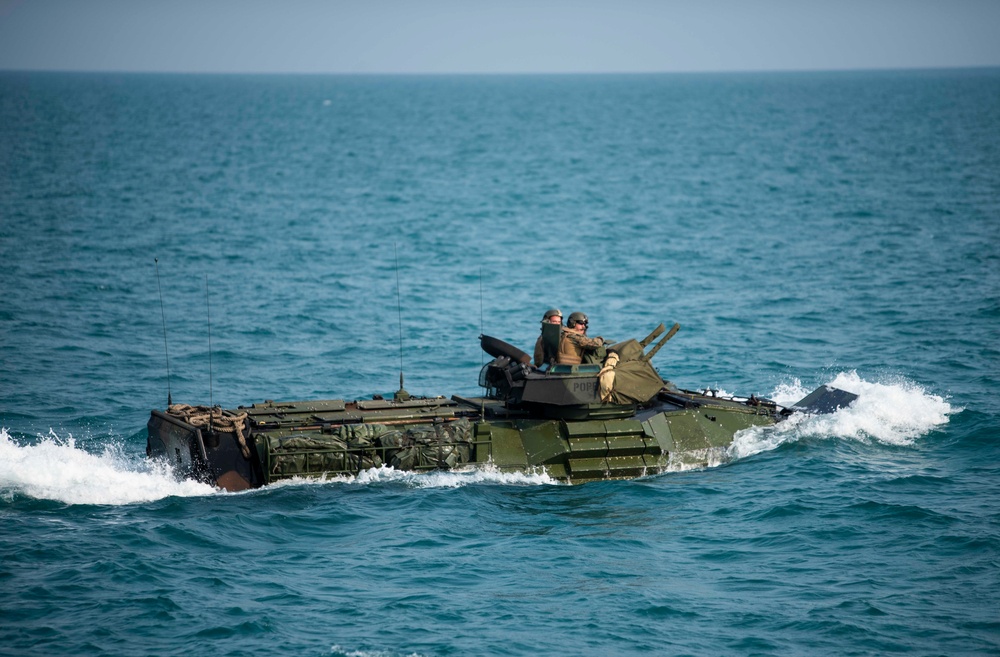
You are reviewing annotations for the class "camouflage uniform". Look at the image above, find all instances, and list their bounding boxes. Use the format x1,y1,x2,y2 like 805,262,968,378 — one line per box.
534,326,567,366
533,334,547,367
557,330,605,365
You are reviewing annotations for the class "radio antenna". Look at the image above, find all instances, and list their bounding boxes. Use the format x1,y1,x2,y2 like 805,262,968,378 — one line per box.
154,258,172,407
206,274,214,411
393,243,409,401
479,267,486,418
479,267,485,367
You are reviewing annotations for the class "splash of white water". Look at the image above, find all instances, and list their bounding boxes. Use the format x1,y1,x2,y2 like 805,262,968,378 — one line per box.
269,463,558,490
0,428,217,505
728,371,956,460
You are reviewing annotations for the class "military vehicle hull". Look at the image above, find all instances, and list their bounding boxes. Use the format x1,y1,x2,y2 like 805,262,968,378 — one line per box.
147,384,854,491
148,331,857,491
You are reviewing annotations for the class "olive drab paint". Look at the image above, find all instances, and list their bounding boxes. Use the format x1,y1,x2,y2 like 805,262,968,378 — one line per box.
147,325,857,490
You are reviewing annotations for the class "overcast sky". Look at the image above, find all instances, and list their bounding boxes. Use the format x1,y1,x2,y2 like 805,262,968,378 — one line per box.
1,0,999,74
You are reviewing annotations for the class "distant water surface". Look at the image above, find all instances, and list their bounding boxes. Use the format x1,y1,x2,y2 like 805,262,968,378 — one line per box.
1,70,998,656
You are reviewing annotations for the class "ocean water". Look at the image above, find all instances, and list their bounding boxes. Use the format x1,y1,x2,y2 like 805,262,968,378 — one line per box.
1,70,998,656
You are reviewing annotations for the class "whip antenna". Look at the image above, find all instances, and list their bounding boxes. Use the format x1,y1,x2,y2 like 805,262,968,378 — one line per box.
154,258,172,407
393,243,409,401
206,274,214,410
479,267,485,367
479,267,486,417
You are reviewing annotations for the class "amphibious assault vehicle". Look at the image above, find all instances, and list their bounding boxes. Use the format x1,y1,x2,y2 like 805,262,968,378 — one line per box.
147,323,857,491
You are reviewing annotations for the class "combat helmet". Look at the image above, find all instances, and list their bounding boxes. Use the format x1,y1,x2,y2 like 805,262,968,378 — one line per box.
567,312,588,327
542,308,563,323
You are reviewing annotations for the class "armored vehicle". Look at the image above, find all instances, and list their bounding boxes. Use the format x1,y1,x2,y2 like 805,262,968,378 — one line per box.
147,324,856,491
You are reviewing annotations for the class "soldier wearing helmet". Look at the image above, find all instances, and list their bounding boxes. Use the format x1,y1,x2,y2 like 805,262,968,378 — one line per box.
533,308,563,367
558,311,606,365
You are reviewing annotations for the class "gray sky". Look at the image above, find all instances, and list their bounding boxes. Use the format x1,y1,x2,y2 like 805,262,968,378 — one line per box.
1,0,999,74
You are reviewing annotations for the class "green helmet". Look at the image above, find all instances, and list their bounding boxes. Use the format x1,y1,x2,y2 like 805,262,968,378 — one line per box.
567,312,588,327
543,308,563,322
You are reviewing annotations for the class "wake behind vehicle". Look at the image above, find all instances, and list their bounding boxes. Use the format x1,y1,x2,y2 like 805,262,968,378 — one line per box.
147,324,857,491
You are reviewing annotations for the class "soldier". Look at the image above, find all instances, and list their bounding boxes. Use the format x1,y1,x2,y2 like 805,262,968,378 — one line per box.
533,308,563,367
559,312,606,365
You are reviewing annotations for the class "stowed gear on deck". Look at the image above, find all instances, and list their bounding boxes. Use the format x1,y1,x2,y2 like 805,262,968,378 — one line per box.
166,404,251,458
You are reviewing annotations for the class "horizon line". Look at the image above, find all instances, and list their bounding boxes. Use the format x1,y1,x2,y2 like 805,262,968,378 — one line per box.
2,64,999,77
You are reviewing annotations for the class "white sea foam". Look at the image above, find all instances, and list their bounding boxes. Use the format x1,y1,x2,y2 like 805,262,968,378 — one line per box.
662,447,731,472
269,463,558,490
0,428,217,505
728,370,956,460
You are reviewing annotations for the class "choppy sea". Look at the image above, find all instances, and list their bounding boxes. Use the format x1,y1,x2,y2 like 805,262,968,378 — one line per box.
1,69,998,656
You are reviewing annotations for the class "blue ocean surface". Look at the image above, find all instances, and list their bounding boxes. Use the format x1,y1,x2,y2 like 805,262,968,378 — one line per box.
1,70,998,656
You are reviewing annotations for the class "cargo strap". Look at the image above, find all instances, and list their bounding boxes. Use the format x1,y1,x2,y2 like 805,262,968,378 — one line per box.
167,404,251,458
